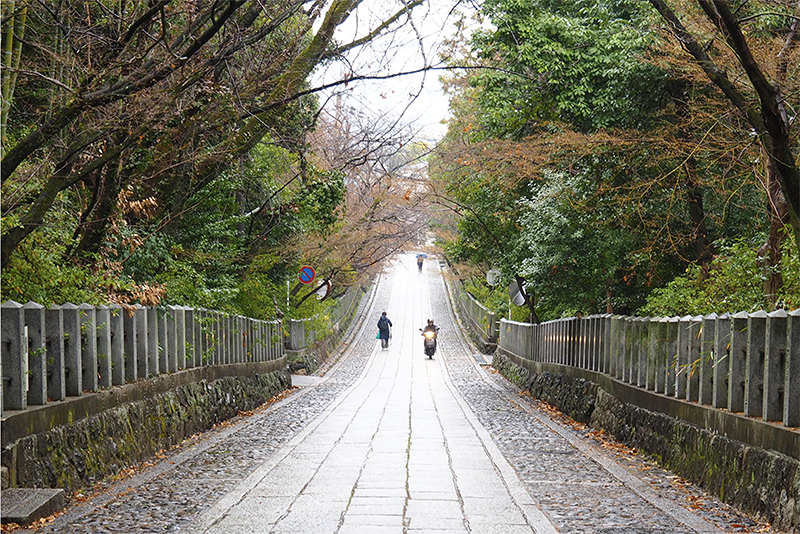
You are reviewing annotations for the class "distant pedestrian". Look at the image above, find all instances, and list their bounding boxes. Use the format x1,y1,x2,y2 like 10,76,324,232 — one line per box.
417,256,424,273
377,312,392,349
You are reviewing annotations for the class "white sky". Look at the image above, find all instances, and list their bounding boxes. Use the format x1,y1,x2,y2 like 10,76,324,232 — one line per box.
313,0,471,143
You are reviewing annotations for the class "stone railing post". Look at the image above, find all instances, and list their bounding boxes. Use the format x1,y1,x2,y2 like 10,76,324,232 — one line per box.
786,309,800,427
609,316,621,378
123,307,136,382
635,317,648,387
699,313,717,406
646,317,658,390
266,320,274,360
213,311,222,365
96,305,112,389
601,315,612,373
167,306,178,372
157,309,168,374
224,314,232,364
676,315,692,399
239,316,247,362
654,317,669,394
146,307,158,376
175,306,186,370
2,301,27,411
79,303,98,393
685,316,702,402
665,317,679,396
198,309,209,365
24,302,47,405
588,316,596,370
593,316,604,371
729,311,748,412
622,317,633,383
184,308,194,367
552,320,561,364
109,304,125,385
763,310,787,422
252,320,261,361
712,313,731,409
266,321,275,360
744,311,768,418
229,314,236,363
62,303,82,397
187,307,199,368
288,319,306,351
45,305,66,401
577,317,587,369
135,305,149,379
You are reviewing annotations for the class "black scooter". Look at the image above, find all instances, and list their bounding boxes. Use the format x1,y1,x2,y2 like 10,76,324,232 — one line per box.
420,326,438,358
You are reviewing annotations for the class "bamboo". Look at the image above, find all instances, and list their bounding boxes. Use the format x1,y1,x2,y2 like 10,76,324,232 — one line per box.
1,2,27,158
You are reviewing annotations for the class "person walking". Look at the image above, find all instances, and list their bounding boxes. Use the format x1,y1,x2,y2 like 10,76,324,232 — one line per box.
377,312,392,349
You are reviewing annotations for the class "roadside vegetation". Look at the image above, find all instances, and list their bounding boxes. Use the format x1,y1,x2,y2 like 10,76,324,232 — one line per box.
0,0,431,320
430,0,800,321
3,0,799,322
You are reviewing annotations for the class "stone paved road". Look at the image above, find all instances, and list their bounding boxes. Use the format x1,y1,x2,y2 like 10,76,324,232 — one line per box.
28,255,780,533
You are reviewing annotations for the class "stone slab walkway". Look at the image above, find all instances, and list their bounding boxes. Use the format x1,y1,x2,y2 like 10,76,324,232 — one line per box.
186,257,554,534
28,254,781,533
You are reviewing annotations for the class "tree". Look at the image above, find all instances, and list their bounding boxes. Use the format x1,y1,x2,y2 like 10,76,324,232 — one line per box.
648,0,800,299
431,0,781,318
1,0,442,311
0,0,426,271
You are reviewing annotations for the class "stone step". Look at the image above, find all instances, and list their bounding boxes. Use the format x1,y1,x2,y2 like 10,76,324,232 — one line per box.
1,488,65,525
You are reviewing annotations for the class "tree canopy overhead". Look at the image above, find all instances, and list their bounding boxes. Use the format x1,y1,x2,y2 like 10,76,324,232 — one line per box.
0,0,436,315
431,0,799,320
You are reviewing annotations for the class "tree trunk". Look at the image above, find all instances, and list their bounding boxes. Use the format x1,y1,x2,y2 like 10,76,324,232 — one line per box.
70,161,126,263
761,157,790,303
669,82,713,275
514,273,540,324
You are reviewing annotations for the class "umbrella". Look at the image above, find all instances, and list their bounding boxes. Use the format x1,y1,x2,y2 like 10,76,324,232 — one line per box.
416,253,428,259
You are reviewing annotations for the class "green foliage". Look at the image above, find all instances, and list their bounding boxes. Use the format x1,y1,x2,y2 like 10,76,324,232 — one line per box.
640,238,800,316
234,253,290,320
462,277,530,322
1,191,133,304
779,240,800,310
515,171,642,319
471,0,665,136
0,244,113,305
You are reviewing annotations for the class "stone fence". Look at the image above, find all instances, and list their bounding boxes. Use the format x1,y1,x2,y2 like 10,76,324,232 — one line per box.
453,284,499,351
1,301,283,414
498,311,800,429
285,286,363,351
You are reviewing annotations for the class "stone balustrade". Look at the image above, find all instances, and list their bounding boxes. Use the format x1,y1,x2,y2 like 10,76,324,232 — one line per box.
1,301,283,413
285,285,363,352
453,284,499,350
497,311,800,428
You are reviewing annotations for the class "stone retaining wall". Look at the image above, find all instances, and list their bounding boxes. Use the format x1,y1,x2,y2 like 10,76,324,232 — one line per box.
2,369,291,492
492,352,800,532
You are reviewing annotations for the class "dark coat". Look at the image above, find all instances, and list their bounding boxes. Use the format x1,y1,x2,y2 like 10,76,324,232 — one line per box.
377,316,392,340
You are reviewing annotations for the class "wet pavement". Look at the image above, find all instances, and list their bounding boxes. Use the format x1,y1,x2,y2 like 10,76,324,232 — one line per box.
27,255,781,533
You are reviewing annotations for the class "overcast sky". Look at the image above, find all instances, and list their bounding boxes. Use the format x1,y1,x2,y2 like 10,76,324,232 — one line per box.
313,0,471,142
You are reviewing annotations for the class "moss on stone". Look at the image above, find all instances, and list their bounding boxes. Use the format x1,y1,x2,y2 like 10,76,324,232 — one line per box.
7,370,290,494
492,352,800,532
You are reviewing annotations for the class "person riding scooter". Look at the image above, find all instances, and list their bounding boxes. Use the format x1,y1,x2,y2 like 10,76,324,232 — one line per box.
420,319,439,358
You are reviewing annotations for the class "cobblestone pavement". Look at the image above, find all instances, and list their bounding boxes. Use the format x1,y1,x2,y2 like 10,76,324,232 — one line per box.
24,255,781,533
426,259,781,534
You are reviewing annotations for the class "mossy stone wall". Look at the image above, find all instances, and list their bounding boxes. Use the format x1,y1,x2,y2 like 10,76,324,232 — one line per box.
492,352,800,532
4,371,290,492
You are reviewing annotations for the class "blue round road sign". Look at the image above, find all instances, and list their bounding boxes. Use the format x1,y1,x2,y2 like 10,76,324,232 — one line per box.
299,266,315,284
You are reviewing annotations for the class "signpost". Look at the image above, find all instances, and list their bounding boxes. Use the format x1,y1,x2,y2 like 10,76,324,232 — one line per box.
299,266,315,284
